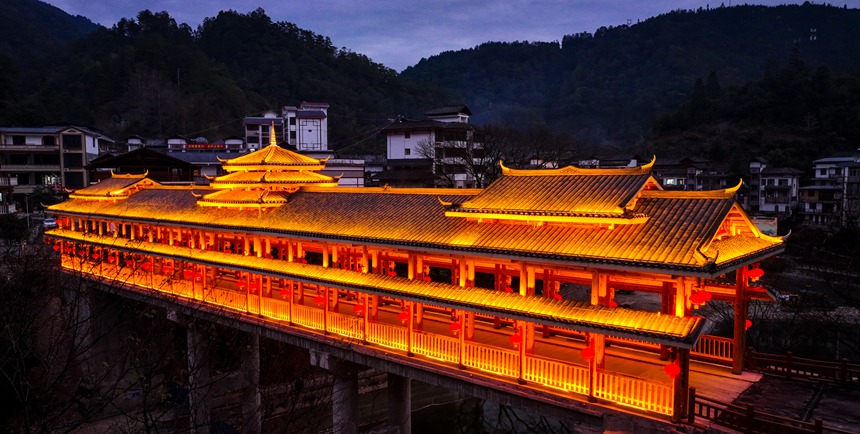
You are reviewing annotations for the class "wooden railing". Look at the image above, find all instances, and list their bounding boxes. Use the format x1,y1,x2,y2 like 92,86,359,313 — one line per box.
411,332,460,364
327,312,363,340
689,388,854,434
594,370,674,415
747,350,860,385
260,297,290,321
292,304,324,330
524,354,589,394
367,322,408,351
464,342,519,378
692,334,734,363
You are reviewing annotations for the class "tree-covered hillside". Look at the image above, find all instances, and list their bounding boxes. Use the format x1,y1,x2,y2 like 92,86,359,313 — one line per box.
0,5,455,151
402,3,860,147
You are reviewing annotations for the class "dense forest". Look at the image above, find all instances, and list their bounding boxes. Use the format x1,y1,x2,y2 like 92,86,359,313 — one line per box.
1,0,859,165
403,3,860,149
0,4,454,152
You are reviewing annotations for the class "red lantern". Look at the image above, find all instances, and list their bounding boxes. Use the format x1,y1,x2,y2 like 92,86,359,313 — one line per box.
748,267,764,280
141,262,152,271
664,362,681,378
609,300,618,308
509,333,522,347
504,287,513,293
552,292,562,300
162,266,173,275
92,252,101,260
449,321,461,333
354,304,365,315
278,289,288,298
422,276,431,282
108,255,117,264
183,270,193,279
398,311,409,324
52,244,61,252
745,319,753,330
313,295,325,306
581,346,595,360
238,281,247,290
690,291,713,304
387,271,397,277
301,258,307,264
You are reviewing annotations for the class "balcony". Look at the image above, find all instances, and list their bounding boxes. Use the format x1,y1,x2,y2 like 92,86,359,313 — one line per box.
0,177,18,186
0,164,61,171
0,143,60,151
0,203,15,214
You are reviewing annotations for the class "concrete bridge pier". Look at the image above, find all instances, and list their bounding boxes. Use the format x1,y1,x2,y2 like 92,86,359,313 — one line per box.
240,332,262,434
186,320,211,434
387,373,411,434
311,350,360,434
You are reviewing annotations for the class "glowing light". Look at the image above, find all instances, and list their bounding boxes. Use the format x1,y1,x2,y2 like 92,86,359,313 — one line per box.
354,304,365,315
609,300,618,308
449,321,461,333
387,271,397,277
690,291,712,304
422,276,431,282
52,244,60,252
552,293,562,300
313,295,325,305
581,346,595,360
398,311,409,324
509,333,522,347
748,267,764,281
664,362,680,378
745,319,753,330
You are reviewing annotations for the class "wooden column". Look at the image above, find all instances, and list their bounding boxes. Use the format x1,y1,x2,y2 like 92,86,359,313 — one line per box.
591,269,608,305
732,267,748,374
672,347,691,422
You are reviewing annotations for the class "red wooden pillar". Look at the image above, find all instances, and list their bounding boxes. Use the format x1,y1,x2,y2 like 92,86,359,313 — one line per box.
733,266,748,374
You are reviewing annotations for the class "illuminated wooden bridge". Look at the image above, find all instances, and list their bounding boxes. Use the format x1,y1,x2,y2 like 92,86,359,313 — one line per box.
45,139,784,433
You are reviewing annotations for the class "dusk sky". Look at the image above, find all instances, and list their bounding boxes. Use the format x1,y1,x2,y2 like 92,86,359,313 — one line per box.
41,0,857,71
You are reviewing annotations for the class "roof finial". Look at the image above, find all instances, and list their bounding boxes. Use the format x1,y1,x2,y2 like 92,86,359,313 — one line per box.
269,121,277,147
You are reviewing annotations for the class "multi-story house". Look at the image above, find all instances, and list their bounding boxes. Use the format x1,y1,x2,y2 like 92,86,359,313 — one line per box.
378,105,478,188
747,158,802,216
800,150,860,227
0,125,114,201
244,102,329,155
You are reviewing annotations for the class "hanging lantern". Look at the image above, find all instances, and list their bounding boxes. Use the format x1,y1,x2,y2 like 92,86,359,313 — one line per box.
664,362,681,378
745,319,753,330
301,258,307,264
354,304,365,315
504,287,514,293
238,281,247,290
609,300,618,308
108,254,117,264
748,267,764,282
52,244,61,252
449,321,461,334
278,289,288,298
92,252,101,260
509,333,522,348
162,266,173,275
581,346,595,360
183,270,193,280
387,271,397,277
313,295,325,306
690,291,713,305
552,292,562,300
398,311,409,324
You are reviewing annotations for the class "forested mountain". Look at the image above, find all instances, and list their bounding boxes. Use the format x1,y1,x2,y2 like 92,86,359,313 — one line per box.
402,3,860,147
1,0,859,163
645,51,860,173
0,4,454,151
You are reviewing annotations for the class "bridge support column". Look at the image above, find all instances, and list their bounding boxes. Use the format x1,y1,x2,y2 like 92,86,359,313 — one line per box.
186,323,211,434
241,333,262,434
387,373,411,434
331,358,360,434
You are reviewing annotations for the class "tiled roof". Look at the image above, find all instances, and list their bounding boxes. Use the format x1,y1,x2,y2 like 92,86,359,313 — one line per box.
49,180,781,274
220,144,324,169
454,160,658,217
69,174,155,198
197,189,290,206
49,229,705,347
210,170,336,187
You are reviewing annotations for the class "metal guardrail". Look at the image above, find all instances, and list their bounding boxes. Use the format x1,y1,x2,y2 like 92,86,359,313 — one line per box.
747,350,860,385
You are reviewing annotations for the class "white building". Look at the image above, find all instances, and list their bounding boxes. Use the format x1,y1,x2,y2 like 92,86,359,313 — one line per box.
244,102,329,154
379,105,478,188
0,125,114,194
800,151,860,227
747,158,802,215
